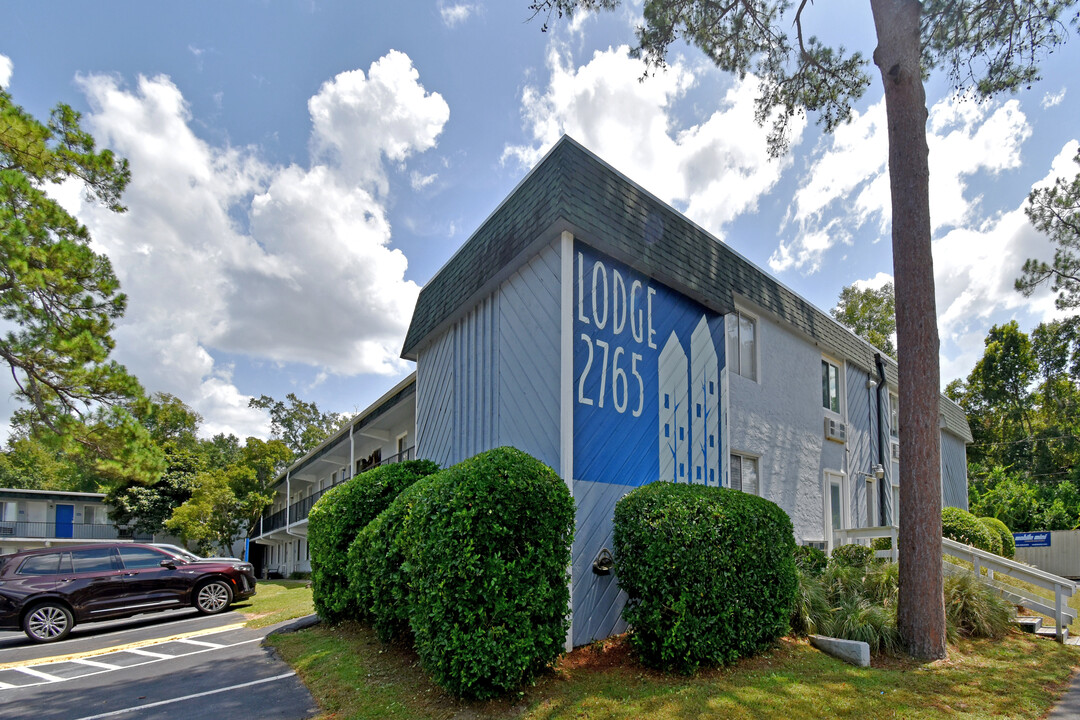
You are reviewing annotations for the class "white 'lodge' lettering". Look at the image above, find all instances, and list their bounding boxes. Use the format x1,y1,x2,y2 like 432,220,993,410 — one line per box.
577,252,655,348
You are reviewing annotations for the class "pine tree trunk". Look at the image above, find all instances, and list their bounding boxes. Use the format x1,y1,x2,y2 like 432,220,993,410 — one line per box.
869,0,947,660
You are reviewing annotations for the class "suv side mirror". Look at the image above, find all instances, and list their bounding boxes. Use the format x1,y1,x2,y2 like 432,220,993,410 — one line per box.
159,559,177,569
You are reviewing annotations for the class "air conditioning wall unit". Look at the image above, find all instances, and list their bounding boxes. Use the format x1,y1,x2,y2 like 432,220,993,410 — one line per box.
891,441,900,461
824,417,847,443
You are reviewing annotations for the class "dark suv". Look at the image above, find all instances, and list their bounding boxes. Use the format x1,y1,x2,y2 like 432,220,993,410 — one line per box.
0,543,257,643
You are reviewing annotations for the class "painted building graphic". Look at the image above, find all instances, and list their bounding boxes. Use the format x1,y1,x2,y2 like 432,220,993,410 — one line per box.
573,241,726,489
690,316,720,486
659,332,688,482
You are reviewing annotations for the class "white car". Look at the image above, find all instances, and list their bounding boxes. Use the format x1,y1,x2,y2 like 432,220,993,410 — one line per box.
152,543,245,564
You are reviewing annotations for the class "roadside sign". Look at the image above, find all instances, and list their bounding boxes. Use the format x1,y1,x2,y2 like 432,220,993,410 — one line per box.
1013,531,1051,548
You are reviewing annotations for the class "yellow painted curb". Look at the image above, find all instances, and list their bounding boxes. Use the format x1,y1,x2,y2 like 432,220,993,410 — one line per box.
0,622,248,670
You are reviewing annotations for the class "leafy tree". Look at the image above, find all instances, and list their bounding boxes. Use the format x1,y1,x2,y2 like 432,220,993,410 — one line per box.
136,392,203,450
1017,150,1080,309
166,468,248,556
968,321,1038,438
529,0,1077,659
0,434,83,490
831,282,896,357
201,432,243,470
228,437,290,533
105,445,200,537
165,438,287,554
0,87,163,484
248,393,347,461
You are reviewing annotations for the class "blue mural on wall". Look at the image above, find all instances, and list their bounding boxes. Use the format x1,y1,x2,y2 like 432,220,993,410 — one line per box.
573,241,726,488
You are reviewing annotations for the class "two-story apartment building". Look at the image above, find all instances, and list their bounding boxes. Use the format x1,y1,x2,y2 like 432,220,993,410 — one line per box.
253,136,972,646
248,375,415,577
0,488,152,555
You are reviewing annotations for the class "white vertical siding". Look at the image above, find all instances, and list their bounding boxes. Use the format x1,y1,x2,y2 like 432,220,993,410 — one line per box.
941,430,969,511
846,365,873,527
497,242,562,470
414,239,561,470
416,329,456,467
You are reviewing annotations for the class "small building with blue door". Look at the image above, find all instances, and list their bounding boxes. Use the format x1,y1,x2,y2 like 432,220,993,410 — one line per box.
0,488,152,555
400,136,972,647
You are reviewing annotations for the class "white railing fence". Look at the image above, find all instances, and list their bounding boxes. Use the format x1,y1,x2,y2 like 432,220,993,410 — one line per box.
833,525,1077,643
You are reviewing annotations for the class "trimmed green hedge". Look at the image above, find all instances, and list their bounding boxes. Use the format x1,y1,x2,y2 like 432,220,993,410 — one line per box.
406,447,574,699
979,516,1016,559
942,506,996,554
348,474,439,642
307,459,439,622
830,543,875,569
613,482,797,675
794,545,828,577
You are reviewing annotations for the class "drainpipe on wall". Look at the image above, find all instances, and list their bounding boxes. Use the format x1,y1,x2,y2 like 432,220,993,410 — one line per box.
874,353,888,525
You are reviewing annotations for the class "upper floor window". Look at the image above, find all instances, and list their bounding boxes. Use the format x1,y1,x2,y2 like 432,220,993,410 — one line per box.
889,392,899,438
822,359,841,415
726,311,758,381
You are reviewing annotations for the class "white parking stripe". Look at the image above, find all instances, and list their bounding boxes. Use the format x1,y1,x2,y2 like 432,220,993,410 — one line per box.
71,659,122,670
69,672,296,720
14,667,63,682
0,637,263,692
173,638,222,648
121,648,173,659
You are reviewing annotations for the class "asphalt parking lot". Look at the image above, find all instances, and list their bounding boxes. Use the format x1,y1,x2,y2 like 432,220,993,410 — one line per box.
0,608,318,719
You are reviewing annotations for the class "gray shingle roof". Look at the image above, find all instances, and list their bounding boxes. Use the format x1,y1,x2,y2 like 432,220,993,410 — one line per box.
402,136,971,443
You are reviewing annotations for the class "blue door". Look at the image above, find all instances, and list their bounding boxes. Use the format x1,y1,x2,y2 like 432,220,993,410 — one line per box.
55,504,74,538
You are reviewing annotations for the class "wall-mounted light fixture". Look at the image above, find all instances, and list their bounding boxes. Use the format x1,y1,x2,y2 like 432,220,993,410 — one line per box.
592,548,614,575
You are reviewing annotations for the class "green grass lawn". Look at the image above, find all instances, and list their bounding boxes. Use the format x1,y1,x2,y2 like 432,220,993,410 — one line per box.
231,579,315,629
267,622,1080,720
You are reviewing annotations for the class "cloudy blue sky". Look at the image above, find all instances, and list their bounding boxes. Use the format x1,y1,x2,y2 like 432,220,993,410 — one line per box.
2,2,1077,440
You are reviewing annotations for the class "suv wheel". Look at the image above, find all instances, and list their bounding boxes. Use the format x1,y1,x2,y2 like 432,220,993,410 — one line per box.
23,602,73,643
194,580,232,614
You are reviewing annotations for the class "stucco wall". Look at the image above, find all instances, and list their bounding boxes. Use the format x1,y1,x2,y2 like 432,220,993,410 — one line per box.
727,309,837,544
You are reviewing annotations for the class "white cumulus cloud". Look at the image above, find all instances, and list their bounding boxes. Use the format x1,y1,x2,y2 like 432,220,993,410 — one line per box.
1042,88,1066,109
934,140,1079,382
62,51,447,438
771,94,1031,274
439,2,476,28
0,54,12,87
503,45,805,240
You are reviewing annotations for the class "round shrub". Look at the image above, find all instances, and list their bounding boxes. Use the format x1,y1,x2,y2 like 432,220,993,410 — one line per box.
406,447,575,699
979,516,1015,559
794,545,827,577
308,459,439,623
830,543,875,569
942,506,996,553
613,482,797,675
349,474,439,642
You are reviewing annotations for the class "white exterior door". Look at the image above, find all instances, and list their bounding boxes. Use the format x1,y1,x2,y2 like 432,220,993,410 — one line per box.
824,471,848,553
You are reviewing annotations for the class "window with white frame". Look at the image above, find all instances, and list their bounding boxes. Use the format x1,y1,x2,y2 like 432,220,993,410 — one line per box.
730,453,759,495
821,358,842,415
1,501,16,522
889,391,899,438
726,310,758,381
